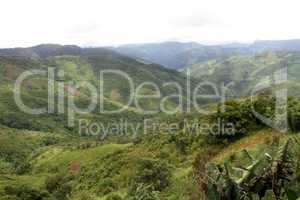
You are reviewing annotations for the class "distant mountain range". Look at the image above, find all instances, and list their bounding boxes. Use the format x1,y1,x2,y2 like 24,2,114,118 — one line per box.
2,39,300,71
111,39,300,69
0,44,200,134
1,41,300,103
0,44,196,103
1,41,300,200
111,42,249,70
0,44,82,58
183,51,300,98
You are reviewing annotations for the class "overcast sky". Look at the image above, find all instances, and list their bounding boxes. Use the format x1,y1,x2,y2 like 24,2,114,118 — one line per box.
1,0,300,48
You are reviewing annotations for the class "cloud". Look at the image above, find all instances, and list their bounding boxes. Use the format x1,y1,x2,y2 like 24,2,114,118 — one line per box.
0,0,300,47
171,14,219,28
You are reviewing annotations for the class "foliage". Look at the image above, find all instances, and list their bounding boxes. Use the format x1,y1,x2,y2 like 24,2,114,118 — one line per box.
204,139,299,200
127,184,160,200
97,178,118,195
106,194,123,200
45,175,72,200
1,46,300,200
130,158,171,192
211,97,271,140
288,97,300,132
4,185,48,200
169,132,190,154
184,51,300,98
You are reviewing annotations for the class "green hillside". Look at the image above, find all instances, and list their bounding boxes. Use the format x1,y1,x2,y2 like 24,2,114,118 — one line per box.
1,95,300,199
113,42,250,69
183,51,300,97
0,45,300,199
0,45,201,135
113,40,300,70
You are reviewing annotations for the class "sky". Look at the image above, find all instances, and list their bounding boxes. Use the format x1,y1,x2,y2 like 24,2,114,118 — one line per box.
1,0,300,48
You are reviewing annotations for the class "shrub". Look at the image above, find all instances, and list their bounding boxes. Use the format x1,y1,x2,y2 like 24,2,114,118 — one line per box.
97,178,118,195
40,136,59,146
204,140,297,200
15,162,31,175
45,175,66,193
193,148,220,199
215,99,257,137
52,185,72,200
45,175,71,200
4,185,49,200
288,97,300,132
127,184,160,200
72,191,94,200
106,194,123,200
130,158,171,192
211,95,276,141
169,132,190,154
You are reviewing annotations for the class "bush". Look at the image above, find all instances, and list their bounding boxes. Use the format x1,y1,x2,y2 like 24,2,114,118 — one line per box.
97,178,118,195
15,162,31,175
45,175,65,193
169,132,190,154
106,194,123,200
127,184,160,200
211,95,275,140
52,185,72,200
288,97,300,132
215,100,258,137
4,185,49,200
72,191,94,200
130,158,171,192
45,175,71,200
40,136,59,146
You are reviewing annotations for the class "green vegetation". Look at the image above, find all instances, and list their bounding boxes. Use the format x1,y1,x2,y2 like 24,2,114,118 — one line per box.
183,51,300,98
203,136,300,200
1,95,299,199
0,45,300,199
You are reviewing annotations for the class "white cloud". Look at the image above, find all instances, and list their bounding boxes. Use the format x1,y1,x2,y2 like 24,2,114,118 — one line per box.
0,0,300,47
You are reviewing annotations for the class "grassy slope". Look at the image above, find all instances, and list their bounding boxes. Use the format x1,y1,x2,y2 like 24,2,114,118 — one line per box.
183,51,300,97
0,49,200,134
1,47,300,199
0,126,199,199
212,129,283,162
1,125,298,199
0,49,204,199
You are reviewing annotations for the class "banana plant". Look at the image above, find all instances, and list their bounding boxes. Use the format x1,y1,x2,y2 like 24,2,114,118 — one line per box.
205,139,297,200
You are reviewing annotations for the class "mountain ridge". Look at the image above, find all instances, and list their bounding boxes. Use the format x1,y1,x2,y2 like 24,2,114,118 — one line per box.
111,39,300,69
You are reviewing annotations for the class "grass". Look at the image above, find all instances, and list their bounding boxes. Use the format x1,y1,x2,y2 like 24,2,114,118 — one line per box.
97,189,127,200
213,129,284,162
32,143,132,173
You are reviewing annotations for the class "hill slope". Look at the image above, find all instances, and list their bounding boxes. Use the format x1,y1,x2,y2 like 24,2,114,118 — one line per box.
0,45,200,135
183,51,300,97
112,42,250,69
1,44,300,200
112,40,300,70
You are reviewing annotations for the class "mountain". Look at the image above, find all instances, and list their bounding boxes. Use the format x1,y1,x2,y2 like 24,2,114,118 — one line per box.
0,44,205,199
0,44,202,134
112,41,251,70
1,44,300,200
252,39,300,51
2,43,300,134
112,40,300,70
183,51,300,97
169,46,250,70
112,42,203,69
0,44,82,57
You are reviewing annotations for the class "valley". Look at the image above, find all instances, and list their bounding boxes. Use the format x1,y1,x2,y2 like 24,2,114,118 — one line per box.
0,42,300,200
